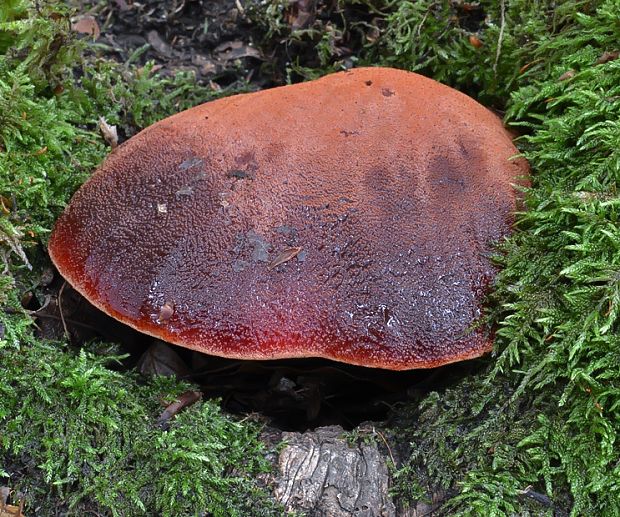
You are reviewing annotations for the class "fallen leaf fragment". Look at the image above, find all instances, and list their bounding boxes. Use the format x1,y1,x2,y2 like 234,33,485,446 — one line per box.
114,0,129,10
596,50,619,64
98,117,118,149
365,19,381,44
137,341,192,378
0,487,8,507
157,390,202,427
558,70,575,81
0,505,24,517
214,40,261,62
468,35,483,48
71,15,100,40
0,196,11,213
0,505,23,517
268,247,303,270
147,30,173,58
287,0,316,30
0,487,26,517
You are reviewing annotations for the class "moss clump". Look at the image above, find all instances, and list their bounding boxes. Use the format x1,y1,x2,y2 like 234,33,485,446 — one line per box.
1,342,277,516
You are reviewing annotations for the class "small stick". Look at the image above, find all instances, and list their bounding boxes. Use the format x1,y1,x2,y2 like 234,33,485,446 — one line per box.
57,281,71,342
494,0,506,74
373,427,396,468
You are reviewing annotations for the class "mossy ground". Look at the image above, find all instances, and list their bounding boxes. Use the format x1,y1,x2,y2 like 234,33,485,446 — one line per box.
1,0,620,515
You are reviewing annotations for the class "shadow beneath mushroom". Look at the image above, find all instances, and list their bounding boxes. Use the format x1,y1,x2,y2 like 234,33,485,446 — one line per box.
31,277,489,431
188,355,486,431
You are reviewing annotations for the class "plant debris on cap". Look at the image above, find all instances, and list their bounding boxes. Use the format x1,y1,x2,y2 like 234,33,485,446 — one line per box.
48,67,529,370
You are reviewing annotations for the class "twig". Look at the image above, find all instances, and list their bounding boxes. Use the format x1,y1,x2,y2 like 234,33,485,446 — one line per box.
32,313,101,333
518,485,554,507
57,281,70,342
416,7,431,39
494,0,506,74
157,390,202,428
373,427,396,468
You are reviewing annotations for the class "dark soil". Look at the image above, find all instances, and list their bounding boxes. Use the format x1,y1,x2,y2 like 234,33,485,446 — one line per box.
72,0,382,89
78,0,268,87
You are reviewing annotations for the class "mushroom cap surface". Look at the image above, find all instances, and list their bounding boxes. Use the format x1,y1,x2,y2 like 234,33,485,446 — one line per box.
48,67,528,370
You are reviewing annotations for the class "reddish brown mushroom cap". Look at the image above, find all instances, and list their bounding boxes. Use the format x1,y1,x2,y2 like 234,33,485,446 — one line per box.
48,67,528,370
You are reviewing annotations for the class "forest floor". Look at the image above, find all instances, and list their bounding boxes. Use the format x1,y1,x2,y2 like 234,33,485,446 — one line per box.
2,1,620,516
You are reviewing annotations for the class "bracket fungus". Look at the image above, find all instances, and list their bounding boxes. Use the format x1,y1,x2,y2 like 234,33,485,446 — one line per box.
49,67,528,370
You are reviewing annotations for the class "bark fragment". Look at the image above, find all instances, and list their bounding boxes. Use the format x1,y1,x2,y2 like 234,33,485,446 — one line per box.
274,425,396,516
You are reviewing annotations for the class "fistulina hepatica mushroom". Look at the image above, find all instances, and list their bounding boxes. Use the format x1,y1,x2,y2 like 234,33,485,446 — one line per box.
48,67,529,371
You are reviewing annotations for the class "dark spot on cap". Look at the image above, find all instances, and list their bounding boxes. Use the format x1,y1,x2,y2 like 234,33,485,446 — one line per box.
228,169,253,180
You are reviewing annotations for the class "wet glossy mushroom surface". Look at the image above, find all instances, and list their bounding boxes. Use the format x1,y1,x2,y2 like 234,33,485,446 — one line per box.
48,67,528,370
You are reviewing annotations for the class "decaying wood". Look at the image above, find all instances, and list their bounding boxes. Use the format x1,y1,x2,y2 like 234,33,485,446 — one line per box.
263,425,453,516
273,425,396,516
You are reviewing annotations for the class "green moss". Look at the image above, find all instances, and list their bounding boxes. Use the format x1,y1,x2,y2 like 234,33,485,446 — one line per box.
1,341,279,516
